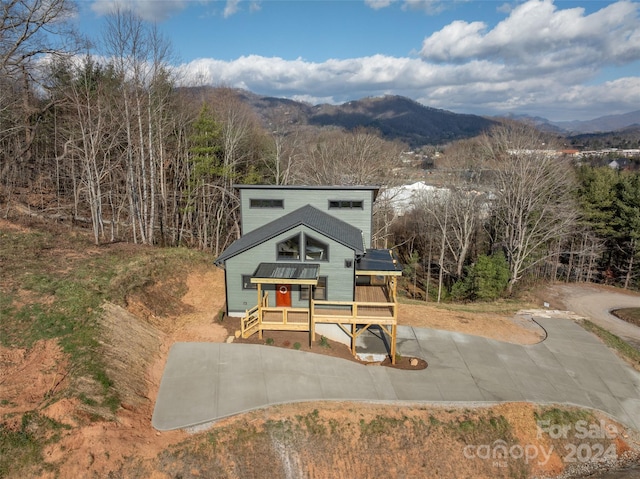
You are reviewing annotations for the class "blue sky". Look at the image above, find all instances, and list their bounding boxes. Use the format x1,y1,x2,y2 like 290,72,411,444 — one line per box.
76,0,640,121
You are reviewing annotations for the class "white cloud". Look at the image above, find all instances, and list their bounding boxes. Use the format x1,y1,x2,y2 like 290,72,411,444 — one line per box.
401,0,447,14
421,0,640,69
91,0,187,22
224,0,240,18
174,49,640,121
166,0,640,122
365,0,450,13
365,0,396,10
249,1,262,14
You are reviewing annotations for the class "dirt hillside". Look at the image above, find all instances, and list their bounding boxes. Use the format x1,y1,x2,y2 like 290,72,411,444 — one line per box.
1,217,639,478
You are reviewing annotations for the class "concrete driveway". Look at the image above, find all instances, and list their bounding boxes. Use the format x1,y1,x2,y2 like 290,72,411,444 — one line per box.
152,313,640,432
551,284,640,350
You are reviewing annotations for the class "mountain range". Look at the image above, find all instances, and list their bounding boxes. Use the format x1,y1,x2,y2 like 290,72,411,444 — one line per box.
231,90,640,148
236,92,496,148
506,111,640,135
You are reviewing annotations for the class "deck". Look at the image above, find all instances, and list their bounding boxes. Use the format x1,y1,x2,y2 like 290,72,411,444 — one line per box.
240,285,398,362
257,288,395,323
312,286,396,324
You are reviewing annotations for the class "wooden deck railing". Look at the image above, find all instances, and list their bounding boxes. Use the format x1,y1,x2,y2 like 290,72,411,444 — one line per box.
240,292,269,338
240,304,260,338
310,300,397,325
240,288,398,363
261,307,310,331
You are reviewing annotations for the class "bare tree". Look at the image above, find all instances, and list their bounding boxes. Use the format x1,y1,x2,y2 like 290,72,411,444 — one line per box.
480,122,578,294
263,109,303,185
57,56,122,244
410,189,452,302
209,87,261,252
432,140,490,279
0,0,76,76
0,0,76,195
295,128,403,186
102,8,175,245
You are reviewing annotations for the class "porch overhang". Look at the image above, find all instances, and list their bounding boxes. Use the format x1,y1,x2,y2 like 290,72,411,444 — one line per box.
250,263,320,285
356,249,403,277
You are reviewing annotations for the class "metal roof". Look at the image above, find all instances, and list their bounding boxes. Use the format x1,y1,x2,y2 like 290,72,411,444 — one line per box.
215,204,365,265
251,263,319,284
356,249,403,275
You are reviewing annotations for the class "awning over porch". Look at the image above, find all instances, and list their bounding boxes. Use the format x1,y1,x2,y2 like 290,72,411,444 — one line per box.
356,249,402,276
250,263,320,285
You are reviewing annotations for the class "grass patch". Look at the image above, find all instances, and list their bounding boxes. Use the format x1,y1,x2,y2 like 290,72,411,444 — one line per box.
139,404,596,479
0,412,70,478
0,225,210,413
444,414,512,442
359,415,407,436
612,308,640,328
0,223,212,475
397,294,533,315
534,407,593,427
580,319,640,370
295,409,326,435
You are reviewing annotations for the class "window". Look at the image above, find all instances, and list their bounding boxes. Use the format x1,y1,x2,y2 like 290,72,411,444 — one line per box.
250,198,284,208
277,234,301,260
277,233,329,262
242,275,257,290
305,235,328,261
300,277,327,301
328,200,363,209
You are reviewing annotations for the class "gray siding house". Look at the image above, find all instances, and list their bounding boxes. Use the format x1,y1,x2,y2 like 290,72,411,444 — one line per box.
214,185,402,359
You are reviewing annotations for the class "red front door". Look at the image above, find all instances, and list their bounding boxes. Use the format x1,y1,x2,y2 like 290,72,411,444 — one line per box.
276,284,292,307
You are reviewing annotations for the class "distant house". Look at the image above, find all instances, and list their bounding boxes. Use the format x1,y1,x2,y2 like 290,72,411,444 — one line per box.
560,149,580,157
214,185,402,361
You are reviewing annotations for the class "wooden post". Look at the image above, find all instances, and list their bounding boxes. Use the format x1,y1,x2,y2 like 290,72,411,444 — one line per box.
391,323,397,365
257,283,263,340
351,324,356,356
309,297,314,347
391,276,397,302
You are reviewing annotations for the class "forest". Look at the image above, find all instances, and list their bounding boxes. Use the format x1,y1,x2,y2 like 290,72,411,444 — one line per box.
2,0,640,299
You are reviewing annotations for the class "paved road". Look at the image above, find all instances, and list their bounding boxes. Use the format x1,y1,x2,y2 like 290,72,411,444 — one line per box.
152,314,640,432
552,284,640,350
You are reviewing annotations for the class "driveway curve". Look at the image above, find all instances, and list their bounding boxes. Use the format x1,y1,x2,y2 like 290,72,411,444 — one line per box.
152,314,640,432
550,284,640,350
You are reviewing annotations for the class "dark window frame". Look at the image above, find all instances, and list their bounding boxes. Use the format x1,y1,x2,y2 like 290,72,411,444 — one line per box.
300,276,328,301
242,274,257,290
276,233,302,261
304,233,329,262
250,198,284,208
328,200,364,210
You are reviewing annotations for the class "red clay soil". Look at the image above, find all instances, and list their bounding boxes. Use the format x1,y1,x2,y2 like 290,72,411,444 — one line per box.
1,218,637,479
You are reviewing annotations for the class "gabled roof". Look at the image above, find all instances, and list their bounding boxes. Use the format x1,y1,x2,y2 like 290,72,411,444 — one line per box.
214,205,365,265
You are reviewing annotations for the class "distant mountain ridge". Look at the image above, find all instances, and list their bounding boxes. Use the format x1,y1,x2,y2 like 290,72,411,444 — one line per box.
235,91,497,148
552,110,640,134
500,111,640,135
307,96,497,147
219,89,640,145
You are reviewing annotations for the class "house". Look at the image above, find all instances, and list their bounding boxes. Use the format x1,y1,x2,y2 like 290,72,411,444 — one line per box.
214,185,402,361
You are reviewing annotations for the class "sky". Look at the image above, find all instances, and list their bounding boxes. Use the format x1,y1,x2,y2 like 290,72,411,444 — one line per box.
75,0,640,122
